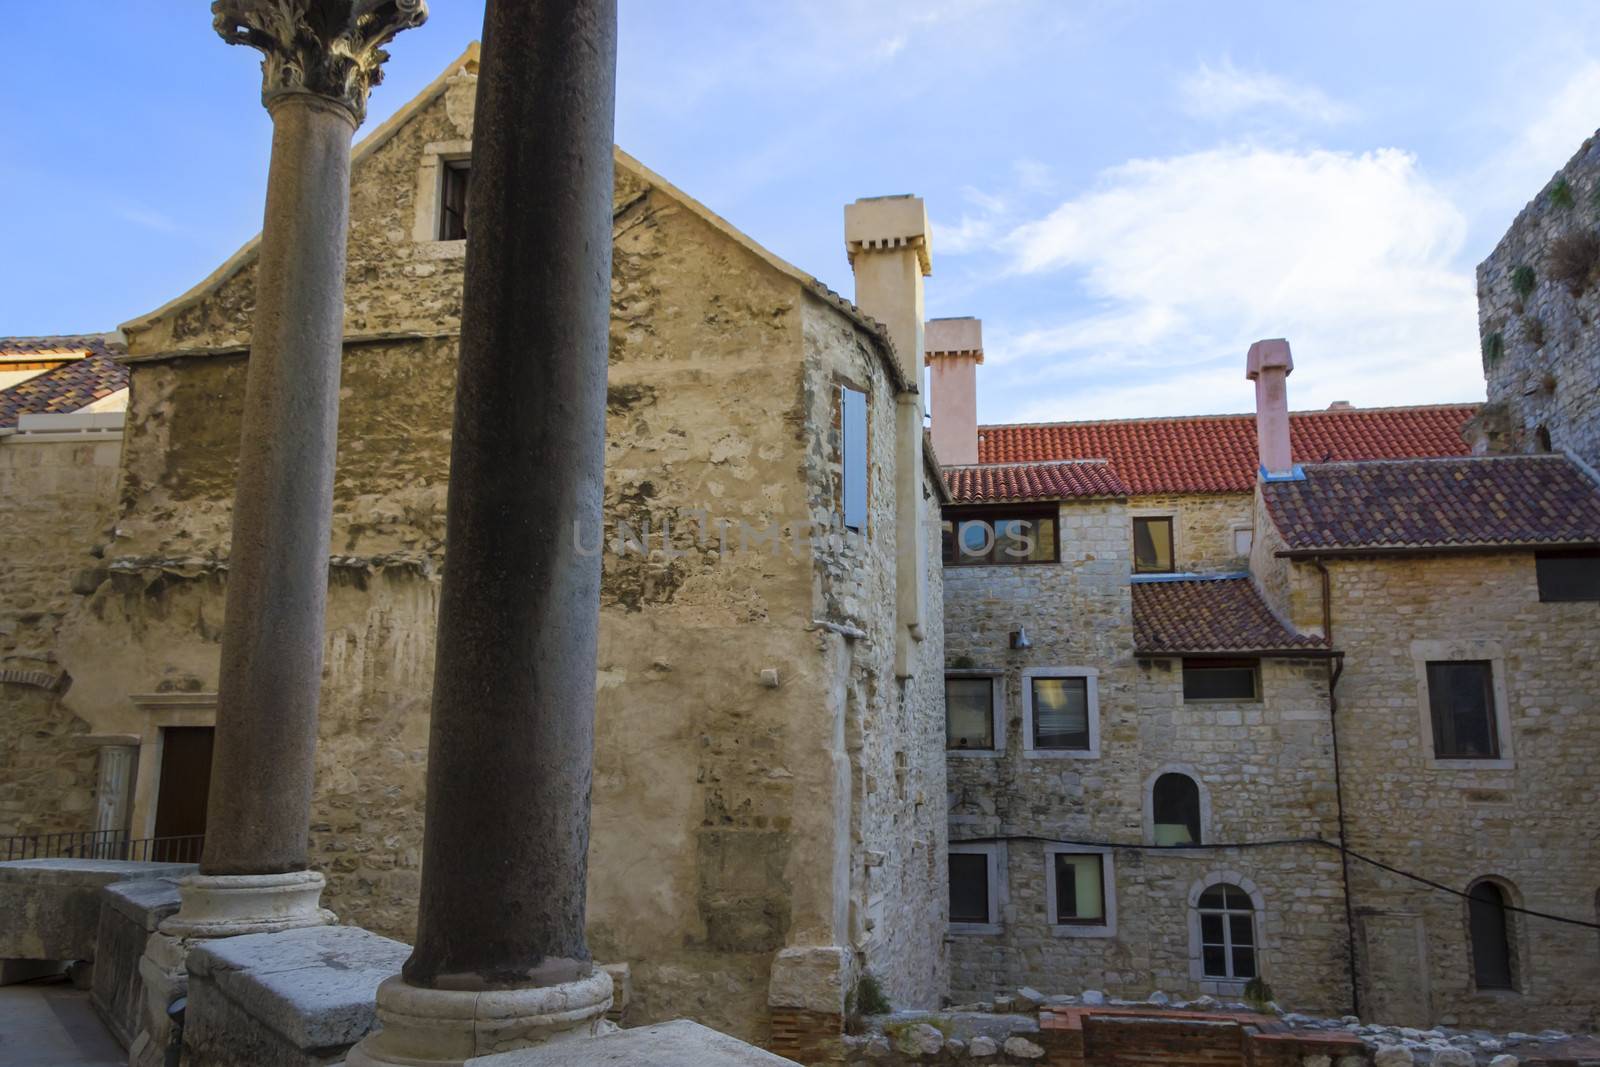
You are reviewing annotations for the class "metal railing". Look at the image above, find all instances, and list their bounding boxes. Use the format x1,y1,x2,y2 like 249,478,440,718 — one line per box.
2,828,204,864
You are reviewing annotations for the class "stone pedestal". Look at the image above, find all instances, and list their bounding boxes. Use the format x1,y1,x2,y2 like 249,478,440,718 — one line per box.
346,971,614,1067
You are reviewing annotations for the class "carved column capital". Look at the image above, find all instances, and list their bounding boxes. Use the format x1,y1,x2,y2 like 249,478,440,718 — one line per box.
212,0,428,124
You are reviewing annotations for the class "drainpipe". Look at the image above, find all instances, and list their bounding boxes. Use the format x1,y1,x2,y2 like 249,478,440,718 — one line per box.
1316,557,1361,1018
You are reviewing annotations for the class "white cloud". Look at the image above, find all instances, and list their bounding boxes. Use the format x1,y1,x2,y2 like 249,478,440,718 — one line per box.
983,145,1481,418
1179,60,1353,125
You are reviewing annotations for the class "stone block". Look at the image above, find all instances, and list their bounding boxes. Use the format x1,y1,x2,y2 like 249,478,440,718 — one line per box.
92,878,183,1048
0,859,196,961
466,1019,799,1065
183,924,409,1066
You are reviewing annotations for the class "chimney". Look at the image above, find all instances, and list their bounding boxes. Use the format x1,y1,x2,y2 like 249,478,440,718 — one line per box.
925,317,982,465
1246,338,1296,479
845,195,933,678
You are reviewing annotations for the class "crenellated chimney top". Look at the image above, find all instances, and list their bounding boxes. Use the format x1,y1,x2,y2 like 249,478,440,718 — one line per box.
1246,338,1296,479
925,317,982,466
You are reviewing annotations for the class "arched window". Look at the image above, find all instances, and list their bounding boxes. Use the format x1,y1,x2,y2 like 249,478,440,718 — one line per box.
1153,773,1202,845
1197,883,1256,980
1468,880,1515,990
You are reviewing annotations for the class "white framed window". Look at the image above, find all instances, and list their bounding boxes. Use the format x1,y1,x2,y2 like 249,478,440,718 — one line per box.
412,140,473,256
1021,667,1099,759
1411,640,1515,770
1044,844,1116,937
1187,870,1267,995
1231,524,1254,557
949,842,1005,935
945,670,1004,756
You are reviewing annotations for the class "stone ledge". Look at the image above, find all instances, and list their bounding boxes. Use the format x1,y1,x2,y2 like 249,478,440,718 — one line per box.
0,858,197,961
465,1019,799,1065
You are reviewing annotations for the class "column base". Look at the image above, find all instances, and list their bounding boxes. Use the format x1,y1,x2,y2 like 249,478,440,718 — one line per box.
129,871,335,1066
345,969,615,1067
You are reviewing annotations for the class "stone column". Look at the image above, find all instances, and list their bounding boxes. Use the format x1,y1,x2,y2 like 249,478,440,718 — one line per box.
131,5,424,1064
91,741,138,843
348,0,618,1062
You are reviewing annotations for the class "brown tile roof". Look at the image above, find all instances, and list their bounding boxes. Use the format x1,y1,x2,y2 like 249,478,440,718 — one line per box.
944,460,1128,503
1262,455,1600,555
0,336,128,430
977,404,1478,494
1132,576,1329,655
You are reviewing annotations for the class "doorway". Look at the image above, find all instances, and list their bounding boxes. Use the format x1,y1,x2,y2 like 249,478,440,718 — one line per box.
152,726,212,862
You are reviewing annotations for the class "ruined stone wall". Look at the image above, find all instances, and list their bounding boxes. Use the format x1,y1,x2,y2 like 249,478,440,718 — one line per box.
942,500,1348,1013
1325,552,1600,1031
1473,131,1600,469
1129,493,1253,574
0,432,125,839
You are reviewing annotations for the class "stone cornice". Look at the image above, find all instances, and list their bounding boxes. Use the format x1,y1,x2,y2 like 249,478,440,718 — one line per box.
212,0,429,124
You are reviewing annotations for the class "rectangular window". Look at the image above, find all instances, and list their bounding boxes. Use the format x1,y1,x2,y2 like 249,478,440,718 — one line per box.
438,159,470,240
840,386,868,532
1051,853,1106,924
945,676,995,751
941,508,1058,565
1030,677,1089,750
1133,516,1175,573
948,852,991,925
1536,550,1600,602
1182,658,1261,702
1426,660,1500,759
1232,526,1253,556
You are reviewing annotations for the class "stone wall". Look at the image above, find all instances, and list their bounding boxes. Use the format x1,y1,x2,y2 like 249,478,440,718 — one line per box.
0,429,125,839
1323,552,1600,1031
1472,130,1600,469
942,499,1349,1014
1129,493,1253,574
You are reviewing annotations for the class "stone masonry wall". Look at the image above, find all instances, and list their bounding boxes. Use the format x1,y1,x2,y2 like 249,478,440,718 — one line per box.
1130,493,1253,574
943,499,1349,1014
1325,552,1600,1031
1473,130,1600,468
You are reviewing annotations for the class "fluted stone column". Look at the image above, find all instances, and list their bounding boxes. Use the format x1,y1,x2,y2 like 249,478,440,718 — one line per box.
130,5,424,1064
348,0,618,1062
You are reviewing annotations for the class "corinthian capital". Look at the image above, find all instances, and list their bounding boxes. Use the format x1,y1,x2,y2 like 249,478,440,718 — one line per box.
213,0,428,125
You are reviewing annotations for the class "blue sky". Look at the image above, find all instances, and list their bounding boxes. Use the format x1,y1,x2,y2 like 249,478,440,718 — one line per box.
5,2,1600,422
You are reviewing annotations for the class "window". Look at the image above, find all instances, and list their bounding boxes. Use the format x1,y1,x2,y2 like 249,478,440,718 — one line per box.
1536,550,1600,602
1468,880,1515,990
941,507,1058,565
946,675,996,751
840,386,868,532
1050,853,1105,924
1232,526,1253,556
1182,658,1260,702
1426,661,1499,759
1197,883,1257,980
1133,516,1175,573
1152,773,1202,846
1030,677,1089,750
949,844,1002,932
438,159,470,240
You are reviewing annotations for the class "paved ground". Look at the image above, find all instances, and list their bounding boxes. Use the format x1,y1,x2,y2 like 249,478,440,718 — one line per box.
0,980,124,1067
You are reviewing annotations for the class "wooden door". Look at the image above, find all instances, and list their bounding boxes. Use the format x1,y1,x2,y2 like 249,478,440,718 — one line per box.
153,726,212,861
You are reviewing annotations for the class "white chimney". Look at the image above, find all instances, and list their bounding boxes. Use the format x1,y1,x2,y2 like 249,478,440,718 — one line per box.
925,317,982,466
1246,338,1295,478
844,195,933,678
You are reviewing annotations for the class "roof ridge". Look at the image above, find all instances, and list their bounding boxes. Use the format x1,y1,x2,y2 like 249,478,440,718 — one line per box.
1303,453,1569,469
943,458,1113,471
978,402,1480,432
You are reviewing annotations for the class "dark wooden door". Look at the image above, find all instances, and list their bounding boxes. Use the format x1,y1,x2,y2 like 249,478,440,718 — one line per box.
153,726,212,861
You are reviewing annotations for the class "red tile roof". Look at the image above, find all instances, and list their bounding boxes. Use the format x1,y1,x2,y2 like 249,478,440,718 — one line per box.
1262,456,1600,554
0,336,128,430
1132,576,1329,655
977,405,1478,494
944,460,1128,503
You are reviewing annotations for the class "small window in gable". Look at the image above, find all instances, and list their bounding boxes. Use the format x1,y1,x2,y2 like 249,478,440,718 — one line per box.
439,159,471,241
840,386,868,532
1232,526,1253,556
1133,516,1175,573
1536,550,1600,602
1153,773,1203,846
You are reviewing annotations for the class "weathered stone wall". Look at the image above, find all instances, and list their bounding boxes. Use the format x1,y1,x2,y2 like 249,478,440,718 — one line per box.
27,62,945,1046
1130,493,1253,574
1324,552,1600,1031
0,431,125,839
1473,130,1600,469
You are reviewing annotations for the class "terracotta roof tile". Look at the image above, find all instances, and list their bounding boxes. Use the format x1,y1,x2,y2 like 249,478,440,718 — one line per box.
1262,455,1600,554
943,460,1128,503
977,405,1478,494
0,336,128,430
1133,576,1328,655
